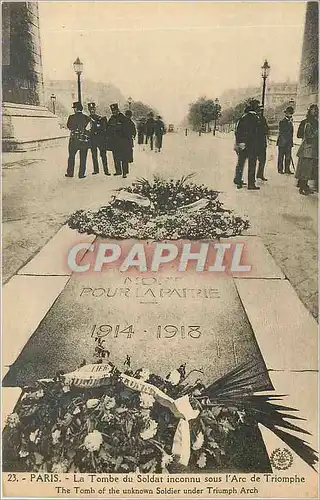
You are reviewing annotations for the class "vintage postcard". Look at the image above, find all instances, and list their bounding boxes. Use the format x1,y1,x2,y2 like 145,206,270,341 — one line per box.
1,1,319,499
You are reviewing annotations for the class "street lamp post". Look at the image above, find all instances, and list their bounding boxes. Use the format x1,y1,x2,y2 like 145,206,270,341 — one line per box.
127,96,133,110
213,98,221,136
73,57,83,105
261,59,270,112
50,93,56,114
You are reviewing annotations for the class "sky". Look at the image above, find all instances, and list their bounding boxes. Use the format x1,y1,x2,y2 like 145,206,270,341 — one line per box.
39,1,306,122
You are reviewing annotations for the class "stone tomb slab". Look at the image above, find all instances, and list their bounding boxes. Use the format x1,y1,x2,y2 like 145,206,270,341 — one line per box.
3,247,272,390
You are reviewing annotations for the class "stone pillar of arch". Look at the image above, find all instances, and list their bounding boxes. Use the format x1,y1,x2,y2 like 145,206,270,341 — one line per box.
294,2,319,125
2,2,67,151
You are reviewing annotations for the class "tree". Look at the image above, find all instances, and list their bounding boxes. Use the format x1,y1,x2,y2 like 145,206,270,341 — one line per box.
219,101,247,126
129,101,159,120
188,97,221,132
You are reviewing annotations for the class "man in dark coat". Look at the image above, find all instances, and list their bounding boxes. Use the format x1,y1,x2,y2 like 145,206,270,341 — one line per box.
154,115,166,152
277,106,294,174
65,102,91,179
234,99,261,190
137,117,146,150
145,111,155,150
106,103,133,178
87,102,110,176
256,105,269,181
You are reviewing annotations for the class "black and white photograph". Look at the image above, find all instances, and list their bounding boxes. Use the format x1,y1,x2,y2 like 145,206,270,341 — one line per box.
1,1,319,498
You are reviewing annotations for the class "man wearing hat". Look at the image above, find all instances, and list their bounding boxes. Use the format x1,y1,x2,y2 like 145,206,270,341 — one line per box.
256,105,269,181
106,103,133,178
65,102,91,178
234,98,261,190
154,115,166,153
145,111,155,151
87,102,110,176
276,106,294,174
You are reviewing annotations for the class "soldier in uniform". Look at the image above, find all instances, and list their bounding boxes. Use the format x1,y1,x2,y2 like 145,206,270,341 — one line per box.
106,103,133,178
65,102,90,179
87,102,110,175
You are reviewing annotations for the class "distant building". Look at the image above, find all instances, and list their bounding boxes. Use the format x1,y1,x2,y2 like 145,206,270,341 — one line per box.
253,81,297,108
220,81,297,110
219,87,259,108
44,80,125,117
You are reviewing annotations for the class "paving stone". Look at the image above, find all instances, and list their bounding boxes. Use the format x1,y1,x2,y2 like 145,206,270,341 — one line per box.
235,279,318,371
229,236,285,279
18,225,96,276
2,388,22,430
2,275,70,367
258,371,318,489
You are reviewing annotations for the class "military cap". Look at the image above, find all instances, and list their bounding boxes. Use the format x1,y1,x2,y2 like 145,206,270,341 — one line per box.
87,102,96,110
110,103,119,112
72,101,83,111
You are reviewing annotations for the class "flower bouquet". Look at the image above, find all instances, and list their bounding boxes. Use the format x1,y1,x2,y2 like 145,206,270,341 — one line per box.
67,175,250,240
3,339,317,474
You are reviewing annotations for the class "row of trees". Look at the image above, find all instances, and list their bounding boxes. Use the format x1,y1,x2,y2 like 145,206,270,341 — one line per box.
219,99,297,128
188,97,221,132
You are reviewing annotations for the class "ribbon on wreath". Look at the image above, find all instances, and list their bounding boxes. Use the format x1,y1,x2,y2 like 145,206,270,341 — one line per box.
121,374,199,466
60,364,199,466
111,190,210,214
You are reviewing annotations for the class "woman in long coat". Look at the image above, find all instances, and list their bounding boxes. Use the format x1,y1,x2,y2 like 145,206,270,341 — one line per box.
295,104,318,195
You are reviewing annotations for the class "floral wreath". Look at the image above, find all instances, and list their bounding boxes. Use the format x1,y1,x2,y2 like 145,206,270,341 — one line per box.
68,175,250,240
3,337,318,474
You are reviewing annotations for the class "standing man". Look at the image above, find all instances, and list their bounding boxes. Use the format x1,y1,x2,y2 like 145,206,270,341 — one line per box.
145,112,155,151
137,117,146,151
234,98,261,190
87,102,110,176
256,105,269,181
154,115,166,152
106,103,133,178
65,102,90,179
125,110,137,164
277,106,294,174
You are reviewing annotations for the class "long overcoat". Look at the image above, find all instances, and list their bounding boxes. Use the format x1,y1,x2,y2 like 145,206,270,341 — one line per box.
106,112,133,162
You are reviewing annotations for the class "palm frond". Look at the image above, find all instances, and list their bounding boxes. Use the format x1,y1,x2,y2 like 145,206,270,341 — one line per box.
199,359,318,470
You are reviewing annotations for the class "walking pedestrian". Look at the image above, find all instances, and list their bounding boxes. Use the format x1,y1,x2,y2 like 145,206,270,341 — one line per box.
295,104,318,195
137,117,146,151
145,112,155,151
65,102,90,179
233,98,261,190
154,115,166,152
87,102,110,176
256,105,269,181
106,103,133,178
125,110,137,163
276,106,294,174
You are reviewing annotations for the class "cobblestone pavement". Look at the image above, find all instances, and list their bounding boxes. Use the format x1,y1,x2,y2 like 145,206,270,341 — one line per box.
2,132,318,319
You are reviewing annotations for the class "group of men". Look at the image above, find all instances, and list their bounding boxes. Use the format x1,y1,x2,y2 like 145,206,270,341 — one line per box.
136,112,166,152
233,99,296,190
65,101,137,179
